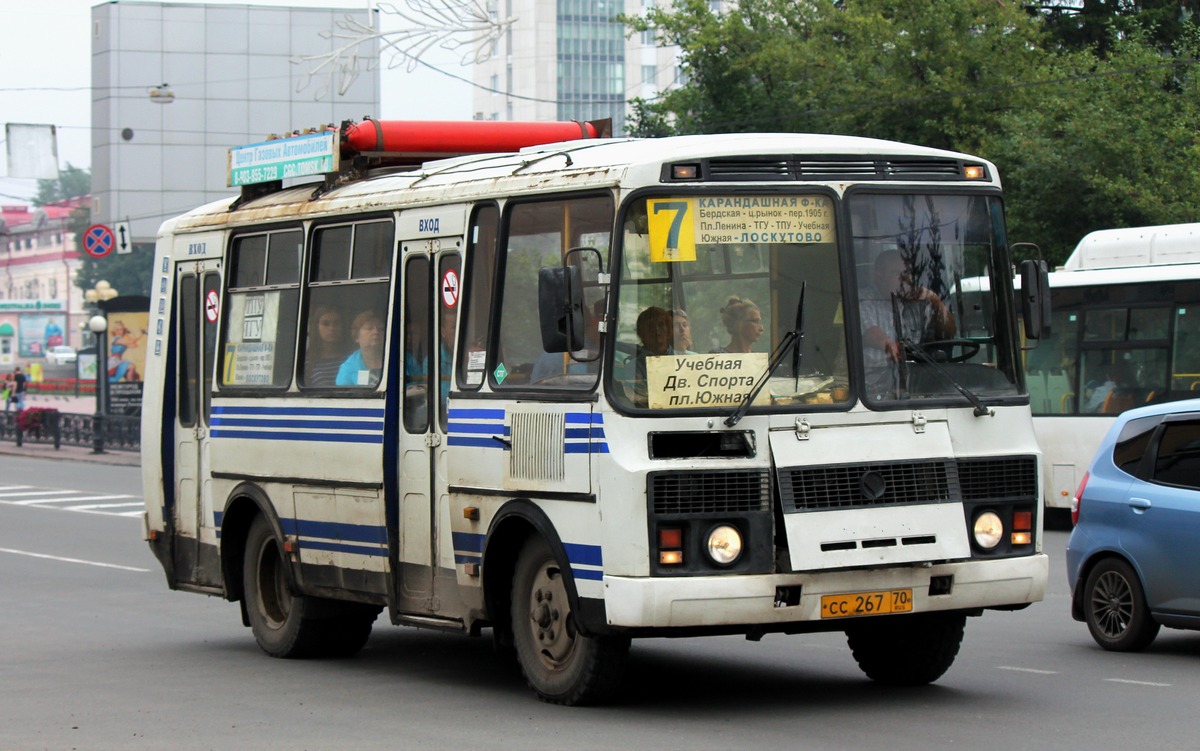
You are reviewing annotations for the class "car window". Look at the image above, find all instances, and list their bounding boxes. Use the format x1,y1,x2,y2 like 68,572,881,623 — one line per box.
1113,415,1164,476
1152,420,1200,490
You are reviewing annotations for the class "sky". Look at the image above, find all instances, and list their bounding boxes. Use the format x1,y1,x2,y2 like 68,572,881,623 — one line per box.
0,0,475,205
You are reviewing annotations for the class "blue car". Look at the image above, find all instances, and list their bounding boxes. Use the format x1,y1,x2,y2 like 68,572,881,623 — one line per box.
1067,398,1200,651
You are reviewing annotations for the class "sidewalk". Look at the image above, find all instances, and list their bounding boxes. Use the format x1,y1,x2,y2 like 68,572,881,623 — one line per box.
1,392,141,467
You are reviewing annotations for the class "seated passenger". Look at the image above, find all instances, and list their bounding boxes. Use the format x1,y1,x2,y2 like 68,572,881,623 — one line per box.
304,306,349,387
712,296,763,354
336,310,385,387
672,308,697,354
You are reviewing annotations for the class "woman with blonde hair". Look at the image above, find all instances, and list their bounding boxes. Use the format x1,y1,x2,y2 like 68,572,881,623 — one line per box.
713,296,763,353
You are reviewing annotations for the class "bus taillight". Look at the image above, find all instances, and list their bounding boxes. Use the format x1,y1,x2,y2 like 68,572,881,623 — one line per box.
1071,472,1089,526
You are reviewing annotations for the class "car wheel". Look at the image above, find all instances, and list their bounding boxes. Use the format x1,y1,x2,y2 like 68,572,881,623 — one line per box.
1083,557,1160,652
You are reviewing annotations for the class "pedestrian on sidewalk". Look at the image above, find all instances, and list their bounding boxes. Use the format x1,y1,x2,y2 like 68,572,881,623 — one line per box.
12,366,27,411
1,375,11,412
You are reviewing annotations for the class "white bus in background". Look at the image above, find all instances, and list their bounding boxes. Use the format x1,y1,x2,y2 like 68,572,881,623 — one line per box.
1027,223,1200,514
141,119,1050,705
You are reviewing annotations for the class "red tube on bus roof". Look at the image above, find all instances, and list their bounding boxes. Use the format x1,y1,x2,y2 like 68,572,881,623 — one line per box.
341,119,609,158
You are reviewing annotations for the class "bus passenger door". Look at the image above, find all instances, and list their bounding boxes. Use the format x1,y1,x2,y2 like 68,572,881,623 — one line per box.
172,260,221,586
395,238,461,614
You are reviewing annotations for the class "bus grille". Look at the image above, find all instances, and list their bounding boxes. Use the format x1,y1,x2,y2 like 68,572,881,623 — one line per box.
778,456,1037,512
649,470,770,515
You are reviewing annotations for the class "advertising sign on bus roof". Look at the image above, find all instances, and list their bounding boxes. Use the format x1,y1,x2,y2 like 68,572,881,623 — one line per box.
227,132,338,187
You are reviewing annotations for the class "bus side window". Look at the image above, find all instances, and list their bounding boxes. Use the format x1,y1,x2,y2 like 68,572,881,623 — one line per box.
403,255,431,432
302,218,394,389
458,204,498,390
220,229,302,389
493,194,612,390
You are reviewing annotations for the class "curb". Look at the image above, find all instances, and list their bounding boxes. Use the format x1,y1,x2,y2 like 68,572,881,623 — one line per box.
0,442,141,466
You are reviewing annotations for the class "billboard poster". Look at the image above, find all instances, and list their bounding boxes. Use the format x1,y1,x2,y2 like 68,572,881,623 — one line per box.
105,310,149,415
18,313,67,358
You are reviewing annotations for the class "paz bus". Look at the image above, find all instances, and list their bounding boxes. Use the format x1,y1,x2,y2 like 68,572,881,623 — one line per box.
141,118,1050,705
1025,223,1200,515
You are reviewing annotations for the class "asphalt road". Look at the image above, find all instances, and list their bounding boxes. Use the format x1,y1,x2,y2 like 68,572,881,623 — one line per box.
2,455,1198,750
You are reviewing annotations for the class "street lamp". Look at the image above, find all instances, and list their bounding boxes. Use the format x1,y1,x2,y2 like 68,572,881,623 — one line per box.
88,314,108,454
84,280,117,454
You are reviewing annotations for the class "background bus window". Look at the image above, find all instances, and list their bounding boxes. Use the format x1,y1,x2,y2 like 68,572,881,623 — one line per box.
493,195,612,389
301,219,394,389
1172,304,1200,394
458,204,498,390
220,229,301,389
1026,309,1080,415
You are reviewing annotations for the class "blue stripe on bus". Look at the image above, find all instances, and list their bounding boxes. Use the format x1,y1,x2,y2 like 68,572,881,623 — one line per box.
564,412,599,424
211,417,384,431
564,542,603,567
211,429,383,444
284,518,389,544
564,427,605,439
452,531,484,553
448,408,506,420
564,443,608,454
447,435,509,449
571,567,604,581
212,405,385,418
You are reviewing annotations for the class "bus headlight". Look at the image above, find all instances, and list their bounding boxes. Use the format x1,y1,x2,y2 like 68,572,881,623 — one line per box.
972,511,1004,550
705,525,743,566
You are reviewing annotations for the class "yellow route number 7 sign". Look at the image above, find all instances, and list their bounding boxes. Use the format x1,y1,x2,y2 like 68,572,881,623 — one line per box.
647,198,697,263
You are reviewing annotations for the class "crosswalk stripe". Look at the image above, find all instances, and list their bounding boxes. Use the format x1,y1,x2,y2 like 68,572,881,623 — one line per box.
63,502,145,511
0,489,77,498
9,494,137,505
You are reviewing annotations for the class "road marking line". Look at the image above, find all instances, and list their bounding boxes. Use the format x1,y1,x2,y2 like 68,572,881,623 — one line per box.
63,502,145,511
0,485,34,491
11,494,138,505
997,666,1058,675
117,510,144,518
0,547,150,572
0,489,77,498
1105,678,1171,687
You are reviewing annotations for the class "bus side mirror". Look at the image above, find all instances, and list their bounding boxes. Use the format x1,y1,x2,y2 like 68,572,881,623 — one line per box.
1019,259,1051,340
538,265,584,353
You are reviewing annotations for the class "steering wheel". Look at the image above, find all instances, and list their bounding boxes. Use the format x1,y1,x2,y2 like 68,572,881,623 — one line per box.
913,339,980,363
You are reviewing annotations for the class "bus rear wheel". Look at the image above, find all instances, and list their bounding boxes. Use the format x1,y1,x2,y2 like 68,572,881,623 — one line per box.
511,537,629,705
845,612,966,685
243,514,377,659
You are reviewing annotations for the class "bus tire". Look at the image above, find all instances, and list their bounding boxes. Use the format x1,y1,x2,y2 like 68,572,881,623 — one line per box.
511,536,629,705
845,612,966,685
315,608,378,658
243,514,323,658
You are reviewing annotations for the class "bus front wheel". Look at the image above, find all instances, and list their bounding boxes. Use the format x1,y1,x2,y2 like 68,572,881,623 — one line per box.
845,612,966,685
511,537,629,705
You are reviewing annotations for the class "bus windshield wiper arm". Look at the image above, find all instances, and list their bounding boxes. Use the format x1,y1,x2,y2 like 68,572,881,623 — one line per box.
901,337,994,417
725,283,805,428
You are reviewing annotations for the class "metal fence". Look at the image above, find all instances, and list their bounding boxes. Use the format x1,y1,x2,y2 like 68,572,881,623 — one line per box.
0,410,141,452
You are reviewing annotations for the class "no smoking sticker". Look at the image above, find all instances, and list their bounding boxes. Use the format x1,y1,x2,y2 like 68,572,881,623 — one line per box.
205,289,219,323
441,268,459,308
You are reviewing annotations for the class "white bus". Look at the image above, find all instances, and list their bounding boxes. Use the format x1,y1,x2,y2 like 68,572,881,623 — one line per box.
142,119,1050,705
1027,223,1200,512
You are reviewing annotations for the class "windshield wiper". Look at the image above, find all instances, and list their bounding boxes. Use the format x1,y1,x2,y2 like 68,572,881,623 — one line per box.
900,337,994,417
725,282,805,428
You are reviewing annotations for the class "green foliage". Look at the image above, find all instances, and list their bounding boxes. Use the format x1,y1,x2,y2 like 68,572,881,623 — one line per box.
33,163,90,207
625,0,1200,266
75,247,155,298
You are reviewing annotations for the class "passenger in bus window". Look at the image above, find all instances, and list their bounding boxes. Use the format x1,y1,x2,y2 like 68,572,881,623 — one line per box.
1084,359,1132,413
861,250,955,398
438,302,457,403
336,310,385,387
631,306,673,403
304,306,349,387
711,296,762,354
672,308,697,354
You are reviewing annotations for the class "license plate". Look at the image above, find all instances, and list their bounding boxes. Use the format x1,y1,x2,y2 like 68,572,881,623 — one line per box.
820,588,913,619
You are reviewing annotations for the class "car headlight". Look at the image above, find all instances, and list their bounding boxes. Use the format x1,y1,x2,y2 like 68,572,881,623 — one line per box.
973,510,1004,549
705,524,743,566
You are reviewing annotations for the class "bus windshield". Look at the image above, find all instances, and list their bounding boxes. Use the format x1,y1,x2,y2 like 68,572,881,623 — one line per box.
610,191,1020,413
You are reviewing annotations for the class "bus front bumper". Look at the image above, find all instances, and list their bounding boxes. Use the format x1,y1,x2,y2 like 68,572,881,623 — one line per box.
601,554,1048,629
